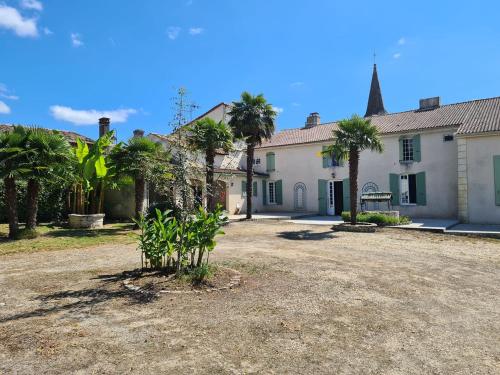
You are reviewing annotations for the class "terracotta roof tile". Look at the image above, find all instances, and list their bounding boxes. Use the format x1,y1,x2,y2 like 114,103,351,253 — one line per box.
0,124,94,144
257,96,500,148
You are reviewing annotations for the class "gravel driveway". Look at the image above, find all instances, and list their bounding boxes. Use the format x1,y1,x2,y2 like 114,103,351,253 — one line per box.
0,221,499,374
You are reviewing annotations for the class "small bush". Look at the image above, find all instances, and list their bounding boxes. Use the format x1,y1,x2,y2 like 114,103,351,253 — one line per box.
341,211,409,226
188,263,215,284
14,229,39,240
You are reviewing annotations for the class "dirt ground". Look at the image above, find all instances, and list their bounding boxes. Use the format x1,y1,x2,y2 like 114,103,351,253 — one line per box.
0,221,499,375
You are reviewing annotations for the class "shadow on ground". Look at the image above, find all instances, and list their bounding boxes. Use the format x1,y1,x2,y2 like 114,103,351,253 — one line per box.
277,230,336,241
0,270,155,324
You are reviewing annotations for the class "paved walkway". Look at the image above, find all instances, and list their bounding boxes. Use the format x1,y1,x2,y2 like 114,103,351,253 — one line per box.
287,215,344,225
227,212,316,222
395,218,459,232
446,223,500,238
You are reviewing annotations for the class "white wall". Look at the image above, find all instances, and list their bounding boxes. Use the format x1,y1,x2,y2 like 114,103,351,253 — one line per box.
253,142,349,212
253,127,459,218
464,134,500,224
358,128,459,218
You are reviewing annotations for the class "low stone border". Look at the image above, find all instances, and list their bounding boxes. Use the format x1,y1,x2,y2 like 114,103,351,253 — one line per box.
333,222,378,233
123,268,242,295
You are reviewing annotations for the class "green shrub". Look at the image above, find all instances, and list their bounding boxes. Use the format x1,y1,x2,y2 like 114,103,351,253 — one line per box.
14,228,39,240
341,211,409,226
188,263,215,284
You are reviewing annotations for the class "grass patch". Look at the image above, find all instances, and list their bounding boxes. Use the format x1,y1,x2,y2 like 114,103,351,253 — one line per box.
0,223,137,256
341,211,411,226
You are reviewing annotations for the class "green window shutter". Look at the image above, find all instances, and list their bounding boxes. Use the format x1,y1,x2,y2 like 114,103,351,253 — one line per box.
413,134,421,162
416,172,426,205
266,152,275,172
318,179,327,215
241,180,246,197
389,174,400,206
262,180,267,205
342,178,350,211
322,146,328,168
275,180,283,205
399,137,404,162
494,156,500,206
253,181,258,197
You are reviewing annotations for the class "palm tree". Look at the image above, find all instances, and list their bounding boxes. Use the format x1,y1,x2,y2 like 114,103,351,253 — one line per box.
325,115,383,225
24,128,73,231
111,136,169,220
228,92,276,219
186,118,233,211
0,126,29,238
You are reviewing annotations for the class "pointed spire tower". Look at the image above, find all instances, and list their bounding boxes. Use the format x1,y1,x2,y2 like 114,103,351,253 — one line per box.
364,64,387,117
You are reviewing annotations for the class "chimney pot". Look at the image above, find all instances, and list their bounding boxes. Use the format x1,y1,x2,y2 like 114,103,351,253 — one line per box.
98,117,110,137
305,112,320,128
419,97,440,111
133,129,145,138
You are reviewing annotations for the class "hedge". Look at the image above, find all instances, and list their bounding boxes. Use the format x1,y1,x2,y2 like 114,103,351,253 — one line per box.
341,211,411,226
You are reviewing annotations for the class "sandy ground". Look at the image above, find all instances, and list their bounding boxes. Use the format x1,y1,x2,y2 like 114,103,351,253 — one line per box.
0,221,499,374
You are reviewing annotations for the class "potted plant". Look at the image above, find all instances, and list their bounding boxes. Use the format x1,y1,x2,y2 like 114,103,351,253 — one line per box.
68,131,114,228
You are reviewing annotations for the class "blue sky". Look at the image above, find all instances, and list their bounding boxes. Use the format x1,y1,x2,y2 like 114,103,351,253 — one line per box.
1,0,499,141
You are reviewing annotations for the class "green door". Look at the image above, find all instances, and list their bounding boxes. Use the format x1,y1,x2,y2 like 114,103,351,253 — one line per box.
342,178,350,211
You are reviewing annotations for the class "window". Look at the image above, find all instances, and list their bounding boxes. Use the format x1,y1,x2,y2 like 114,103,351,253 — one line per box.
402,138,414,162
253,158,261,165
400,174,417,204
443,135,454,142
268,181,276,204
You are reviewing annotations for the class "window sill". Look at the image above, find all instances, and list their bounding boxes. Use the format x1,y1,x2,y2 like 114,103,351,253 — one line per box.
400,203,417,206
399,160,414,165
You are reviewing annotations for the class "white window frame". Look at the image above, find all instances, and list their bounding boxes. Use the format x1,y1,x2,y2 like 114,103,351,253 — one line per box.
402,138,414,162
400,174,417,205
268,181,276,205
252,158,261,165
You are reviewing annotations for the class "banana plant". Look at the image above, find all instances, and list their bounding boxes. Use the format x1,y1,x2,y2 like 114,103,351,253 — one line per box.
71,131,114,214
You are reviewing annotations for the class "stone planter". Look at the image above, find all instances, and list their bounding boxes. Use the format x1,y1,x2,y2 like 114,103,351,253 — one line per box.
68,214,105,229
333,222,378,233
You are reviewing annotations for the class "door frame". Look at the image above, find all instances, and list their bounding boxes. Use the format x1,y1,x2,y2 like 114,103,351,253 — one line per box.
327,180,335,215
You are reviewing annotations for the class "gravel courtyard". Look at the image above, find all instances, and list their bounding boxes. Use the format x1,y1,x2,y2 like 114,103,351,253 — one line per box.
0,221,499,374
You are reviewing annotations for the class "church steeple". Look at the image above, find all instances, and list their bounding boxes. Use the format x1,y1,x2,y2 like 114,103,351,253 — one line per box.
364,64,387,117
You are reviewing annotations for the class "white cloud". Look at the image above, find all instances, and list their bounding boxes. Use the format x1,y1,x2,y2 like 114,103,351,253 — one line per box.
0,4,38,37
398,37,406,45
167,26,181,40
43,27,52,35
20,0,43,11
71,32,83,47
291,102,300,107
50,106,137,125
0,84,19,100
189,27,203,35
290,81,304,88
272,106,284,114
393,53,401,59
0,101,11,114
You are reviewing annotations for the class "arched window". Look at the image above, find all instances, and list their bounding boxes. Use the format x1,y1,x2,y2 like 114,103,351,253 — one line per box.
294,182,307,211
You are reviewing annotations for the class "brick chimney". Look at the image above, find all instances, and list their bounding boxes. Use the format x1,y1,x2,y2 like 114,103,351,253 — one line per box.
133,129,145,138
305,112,320,128
98,117,110,137
419,97,440,111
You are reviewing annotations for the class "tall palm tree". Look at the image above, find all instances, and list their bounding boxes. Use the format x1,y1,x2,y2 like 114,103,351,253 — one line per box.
325,115,383,225
111,136,169,220
186,118,233,211
228,92,276,219
24,128,73,231
0,126,29,238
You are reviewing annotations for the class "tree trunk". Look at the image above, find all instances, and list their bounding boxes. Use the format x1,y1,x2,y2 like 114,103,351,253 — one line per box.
25,179,40,231
246,144,254,219
349,148,359,225
4,177,19,239
206,150,215,212
89,188,97,214
98,180,105,214
135,175,145,221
